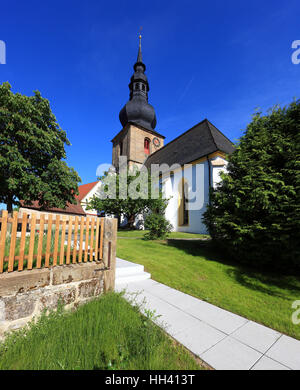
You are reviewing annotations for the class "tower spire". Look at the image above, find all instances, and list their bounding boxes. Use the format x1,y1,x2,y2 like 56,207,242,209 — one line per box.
137,34,142,63
134,33,146,72
119,34,157,131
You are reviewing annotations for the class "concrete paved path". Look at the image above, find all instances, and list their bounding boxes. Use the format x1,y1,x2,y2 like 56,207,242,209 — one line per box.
115,259,300,370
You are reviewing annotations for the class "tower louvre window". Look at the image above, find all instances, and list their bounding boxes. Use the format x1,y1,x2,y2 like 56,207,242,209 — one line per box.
144,138,150,154
142,84,145,91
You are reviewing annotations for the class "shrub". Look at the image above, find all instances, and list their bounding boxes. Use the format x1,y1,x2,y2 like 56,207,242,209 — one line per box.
144,213,173,240
203,100,300,272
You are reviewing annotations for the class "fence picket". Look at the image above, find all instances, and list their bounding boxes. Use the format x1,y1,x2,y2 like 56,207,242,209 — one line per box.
94,218,100,261
52,215,60,266
0,210,8,273
72,216,79,264
36,214,45,269
45,214,53,268
99,218,104,259
66,216,73,264
89,218,95,261
78,217,84,262
8,211,18,272
18,212,28,271
60,216,67,265
84,217,90,262
27,213,37,270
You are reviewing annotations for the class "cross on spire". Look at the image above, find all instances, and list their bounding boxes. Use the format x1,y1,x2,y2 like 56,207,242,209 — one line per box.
137,32,143,64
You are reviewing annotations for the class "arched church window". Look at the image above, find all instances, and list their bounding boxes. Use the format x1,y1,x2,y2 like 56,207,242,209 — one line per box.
159,174,163,194
119,141,123,156
142,84,145,91
183,181,189,225
144,138,150,154
135,83,139,90
178,179,189,226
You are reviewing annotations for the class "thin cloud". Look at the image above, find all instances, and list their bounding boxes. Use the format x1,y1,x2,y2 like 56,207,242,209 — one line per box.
178,76,195,103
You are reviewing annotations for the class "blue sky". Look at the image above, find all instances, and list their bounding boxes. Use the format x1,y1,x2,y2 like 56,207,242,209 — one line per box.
1,0,299,186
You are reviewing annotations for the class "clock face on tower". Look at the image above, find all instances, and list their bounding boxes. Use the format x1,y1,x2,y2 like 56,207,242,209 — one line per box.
153,137,161,148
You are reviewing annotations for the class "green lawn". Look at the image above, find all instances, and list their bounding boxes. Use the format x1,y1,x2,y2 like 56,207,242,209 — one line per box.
117,237,300,341
118,229,210,239
0,292,206,370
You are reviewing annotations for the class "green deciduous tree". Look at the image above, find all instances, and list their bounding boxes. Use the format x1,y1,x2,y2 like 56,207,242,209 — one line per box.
0,82,81,212
87,166,169,229
203,100,300,271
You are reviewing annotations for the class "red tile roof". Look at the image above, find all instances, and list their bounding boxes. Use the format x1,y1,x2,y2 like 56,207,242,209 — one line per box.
76,181,99,201
19,181,100,216
19,200,86,216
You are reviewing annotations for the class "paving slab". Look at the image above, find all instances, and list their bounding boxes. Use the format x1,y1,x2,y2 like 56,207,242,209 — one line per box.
154,307,203,337
231,321,281,354
251,356,290,370
145,283,203,309
182,300,248,334
200,336,262,370
174,322,227,356
266,335,300,370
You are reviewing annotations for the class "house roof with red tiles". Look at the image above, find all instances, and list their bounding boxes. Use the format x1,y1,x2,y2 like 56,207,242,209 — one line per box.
76,181,99,201
19,199,86,216
19,181,100,216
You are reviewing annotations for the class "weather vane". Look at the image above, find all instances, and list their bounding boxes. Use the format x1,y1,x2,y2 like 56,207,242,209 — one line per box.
139,26,142,39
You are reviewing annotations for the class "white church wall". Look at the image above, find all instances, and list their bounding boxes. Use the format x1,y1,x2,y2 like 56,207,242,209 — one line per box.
163,160,210,234
119,214,146,230
211,156,228,189
212,167,223,187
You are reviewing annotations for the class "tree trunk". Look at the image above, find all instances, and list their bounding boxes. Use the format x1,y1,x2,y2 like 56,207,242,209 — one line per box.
7,198,13,214
6,197,13,238
127,214,135,230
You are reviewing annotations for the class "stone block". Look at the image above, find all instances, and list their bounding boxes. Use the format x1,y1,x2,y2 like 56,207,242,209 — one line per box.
0,268,50,297
52,262,105,285
78,278,103,298
1,293,37,321
39,287,76,310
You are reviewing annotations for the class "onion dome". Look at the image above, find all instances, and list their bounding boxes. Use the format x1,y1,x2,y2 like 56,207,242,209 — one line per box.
119,35,157,131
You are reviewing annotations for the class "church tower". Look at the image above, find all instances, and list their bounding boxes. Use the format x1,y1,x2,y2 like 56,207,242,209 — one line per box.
111,35,165,170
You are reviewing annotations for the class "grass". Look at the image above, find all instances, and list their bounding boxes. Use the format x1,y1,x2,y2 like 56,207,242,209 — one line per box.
118,229,210,239
117,236,300,341
0,292,206,370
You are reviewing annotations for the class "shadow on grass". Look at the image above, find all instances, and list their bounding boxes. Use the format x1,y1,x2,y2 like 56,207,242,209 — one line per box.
167,239,300,300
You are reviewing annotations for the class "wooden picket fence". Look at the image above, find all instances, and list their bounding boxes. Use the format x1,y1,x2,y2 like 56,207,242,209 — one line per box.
0,210,104,273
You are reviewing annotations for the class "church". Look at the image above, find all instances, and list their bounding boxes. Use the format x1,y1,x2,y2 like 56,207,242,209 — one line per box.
111,36,235,234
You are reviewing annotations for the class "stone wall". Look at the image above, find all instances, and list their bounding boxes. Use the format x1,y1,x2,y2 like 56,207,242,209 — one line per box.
128,124,164,165
112,123,165,170
0,217,118,340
